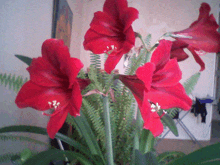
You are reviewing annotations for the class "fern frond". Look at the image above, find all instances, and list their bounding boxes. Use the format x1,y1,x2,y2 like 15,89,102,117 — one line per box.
0,153,20,164
0,73,28,92
183,72,201,95
167,108,180,119
124,53,137,75
77,69,87,79
0,135,50,147
144,34,152,50
90,53,101,70
82,98,105,150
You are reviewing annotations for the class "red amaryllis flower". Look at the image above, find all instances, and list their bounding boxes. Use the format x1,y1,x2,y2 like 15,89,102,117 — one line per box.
171,3,220,71
119,40,192,137
83,0,139,74
15,39,90,139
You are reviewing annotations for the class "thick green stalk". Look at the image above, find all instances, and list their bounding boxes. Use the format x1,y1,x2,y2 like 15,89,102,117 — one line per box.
103,96,114,165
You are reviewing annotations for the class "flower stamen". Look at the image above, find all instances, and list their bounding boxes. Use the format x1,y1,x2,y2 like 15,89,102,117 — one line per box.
42,100,61,117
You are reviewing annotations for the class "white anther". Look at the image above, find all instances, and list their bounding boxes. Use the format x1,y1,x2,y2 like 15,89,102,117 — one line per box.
107,46,109,49
151,102,161,112
111,45,114,49
48,100,60,110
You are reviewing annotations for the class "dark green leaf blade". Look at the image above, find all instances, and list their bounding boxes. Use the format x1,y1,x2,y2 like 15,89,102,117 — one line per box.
135,150,158,165
15,54,32,66
0,125,92,160
70,111,105,164
157,151,185,163
167,142,220,165
161,114,178,136
139,129,155,154
22,149,93,165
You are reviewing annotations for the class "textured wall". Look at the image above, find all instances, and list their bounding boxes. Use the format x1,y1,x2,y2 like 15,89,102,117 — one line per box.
0,0,53,163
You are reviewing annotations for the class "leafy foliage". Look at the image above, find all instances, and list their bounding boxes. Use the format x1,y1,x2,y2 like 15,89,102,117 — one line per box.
0,153,20,164
73,53,138,164
0,134,50,147
0,73,28,93
167,142,220,165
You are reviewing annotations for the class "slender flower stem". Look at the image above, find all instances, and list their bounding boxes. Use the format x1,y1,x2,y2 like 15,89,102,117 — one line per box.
57,139,70,165
103,96,114,165
135,32,149,52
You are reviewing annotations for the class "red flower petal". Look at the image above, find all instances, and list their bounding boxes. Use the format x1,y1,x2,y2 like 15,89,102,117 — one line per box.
152,59,182,87
151,40,172,71
84,0,138,74
68,81,82,117
143,112,164,137
15,81,71,111
173,3,220,53
197,3,211,21
84,29,123,54
140,92,152,121
170,40,189,61
63,58,84,88
119,75,145,101
121,7,139,32
103,0,128,20
47,108,69,139
90,11,120,36
188,46,205,71
77,78,91,91
104,50,124,74
41,39,67,68
147,83,192,110
136,62,155,90
27,57,67,87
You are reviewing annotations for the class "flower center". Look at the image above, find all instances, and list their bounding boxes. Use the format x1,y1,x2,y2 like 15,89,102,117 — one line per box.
150,102,167,118
48,100,60,110
151,102,161,112
42,100,61,117
104,45,118,53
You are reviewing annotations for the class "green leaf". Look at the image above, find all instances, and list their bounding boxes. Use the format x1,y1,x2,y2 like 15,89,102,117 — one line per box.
71,112,105,164
135,150,158,165
161,114,178,136
167,142,220,165
157,151,185,163
15,54,32,66
139,129,155,154
20,148,32,162
0,125,93,160
183,72,201,95
0,134,50,146
0,153,20,164
22,149,93,165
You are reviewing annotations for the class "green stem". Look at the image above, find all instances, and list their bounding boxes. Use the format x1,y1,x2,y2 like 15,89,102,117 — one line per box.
103,96,114,165
132,109,142,165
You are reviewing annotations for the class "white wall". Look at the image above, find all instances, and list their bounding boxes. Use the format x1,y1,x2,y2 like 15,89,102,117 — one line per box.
0,0,53,163
72,0,219,140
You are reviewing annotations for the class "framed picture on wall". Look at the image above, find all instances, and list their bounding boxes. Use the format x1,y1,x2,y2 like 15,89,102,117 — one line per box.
52,0,73,48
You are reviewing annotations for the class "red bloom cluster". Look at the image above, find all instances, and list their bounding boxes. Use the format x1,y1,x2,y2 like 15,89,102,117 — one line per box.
83,0,139,74
171,3,220,71
15,39,90,139
15,0,219,139
119,40,192,137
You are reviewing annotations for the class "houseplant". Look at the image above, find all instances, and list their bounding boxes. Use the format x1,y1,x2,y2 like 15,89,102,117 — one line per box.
0,0,220,164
